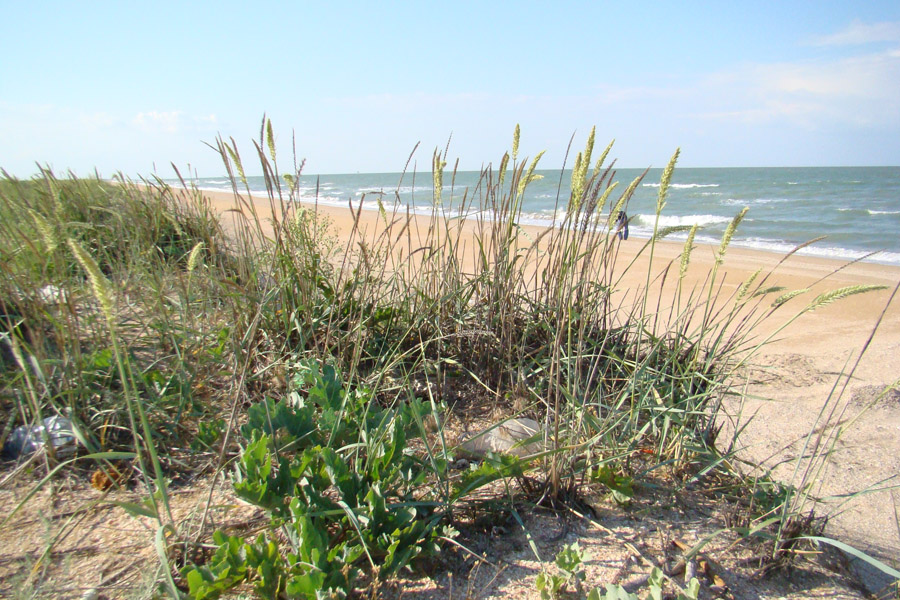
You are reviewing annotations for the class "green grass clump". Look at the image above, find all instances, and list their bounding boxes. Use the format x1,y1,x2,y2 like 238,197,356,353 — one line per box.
0,120,895,598
0,170,239,477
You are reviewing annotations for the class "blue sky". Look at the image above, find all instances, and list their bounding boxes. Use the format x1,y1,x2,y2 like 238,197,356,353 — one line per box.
2,1,899,177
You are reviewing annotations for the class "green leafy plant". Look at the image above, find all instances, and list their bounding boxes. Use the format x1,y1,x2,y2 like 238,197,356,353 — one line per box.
589,465,635,506
590,567,699,600
536,543,587,599
190,418,226,452
181,361,455,598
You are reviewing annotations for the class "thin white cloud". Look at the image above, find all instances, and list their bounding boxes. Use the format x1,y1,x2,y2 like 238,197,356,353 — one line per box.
0,103,226,176
132,110,220,134
78,112,120,129
133,110,184,133
808,20,900,46
691,47,900,127
591,85,689,104
197,113,218,126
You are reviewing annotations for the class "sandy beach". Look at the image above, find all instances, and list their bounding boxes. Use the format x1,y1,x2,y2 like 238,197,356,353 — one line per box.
2,180,898,599
203,187,900,568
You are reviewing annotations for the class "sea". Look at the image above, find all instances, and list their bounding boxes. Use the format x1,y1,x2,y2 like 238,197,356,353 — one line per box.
174,166,900,266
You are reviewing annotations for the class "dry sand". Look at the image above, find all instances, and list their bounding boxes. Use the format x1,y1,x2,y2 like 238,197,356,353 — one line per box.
204,187,900,568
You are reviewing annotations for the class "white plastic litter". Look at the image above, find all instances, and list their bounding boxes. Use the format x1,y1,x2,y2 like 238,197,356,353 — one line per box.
3,416,77,459
460,417,543,458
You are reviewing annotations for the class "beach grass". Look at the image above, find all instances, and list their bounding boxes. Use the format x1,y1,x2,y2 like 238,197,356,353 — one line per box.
0,123,897,598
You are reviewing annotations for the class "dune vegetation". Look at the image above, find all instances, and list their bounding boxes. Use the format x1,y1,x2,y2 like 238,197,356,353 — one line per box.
0,121,897,599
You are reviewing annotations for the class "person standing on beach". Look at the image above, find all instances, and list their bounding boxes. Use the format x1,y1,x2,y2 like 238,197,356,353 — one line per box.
616,211,629,240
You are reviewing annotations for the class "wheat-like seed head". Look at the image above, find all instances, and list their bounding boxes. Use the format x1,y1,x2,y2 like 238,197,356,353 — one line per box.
653,224,695,241
512,124,521,161
772,288,809,307
607,194,628,230
518,151,545,198
266,119,276,162
736,268,763,302
28,209,58,252
657,148,681,214
376,197,388,225
752,285,786,298
679,224,699,281
68,239,115,323
226,141,247,185
582,127,596,178
46,176,64,223
570,152,584,211
607,176,642,228
432,150,446,206
570,129,597,211
186,242,205,274
807,284,888,311
499,152,510,189
594,181,619,217
717,206,749,264
592,139,615,180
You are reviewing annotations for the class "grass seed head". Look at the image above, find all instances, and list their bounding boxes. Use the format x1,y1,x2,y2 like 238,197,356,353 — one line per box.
570,152,584,211
679,224,699,281
717,206,749,264
772,288,809,307
498,152,510,189
808,284,888,310
512,124,521,161
657,148,681,214
433,150,446,206
226,140,247,185
736,268,763,302
593,139,615,180
518,151,545,198
266,119,276,162
28,209,58,252
186,242,205,274
68,238,115,323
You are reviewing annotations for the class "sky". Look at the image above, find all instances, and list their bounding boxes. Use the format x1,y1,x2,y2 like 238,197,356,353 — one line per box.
2,1,900,178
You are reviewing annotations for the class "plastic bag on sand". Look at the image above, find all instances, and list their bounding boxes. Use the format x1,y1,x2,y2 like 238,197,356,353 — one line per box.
460,417,543,458
3,416,77,459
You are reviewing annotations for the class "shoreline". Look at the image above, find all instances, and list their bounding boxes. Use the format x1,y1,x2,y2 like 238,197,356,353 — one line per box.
186,183,900,267
194,185,900,367
193,185,900,283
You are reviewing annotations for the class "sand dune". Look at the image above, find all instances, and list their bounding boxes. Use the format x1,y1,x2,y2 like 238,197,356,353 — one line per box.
200,186,900,565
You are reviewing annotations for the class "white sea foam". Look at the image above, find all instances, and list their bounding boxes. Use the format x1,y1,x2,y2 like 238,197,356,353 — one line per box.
648,232,900,266
868,210,900,215
731,238,900,265
356,185,438,195
643,183,719,189
722,197,787,206
636,214,732,228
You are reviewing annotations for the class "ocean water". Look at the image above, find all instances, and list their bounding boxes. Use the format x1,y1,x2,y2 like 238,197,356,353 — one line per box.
178,166,900,265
